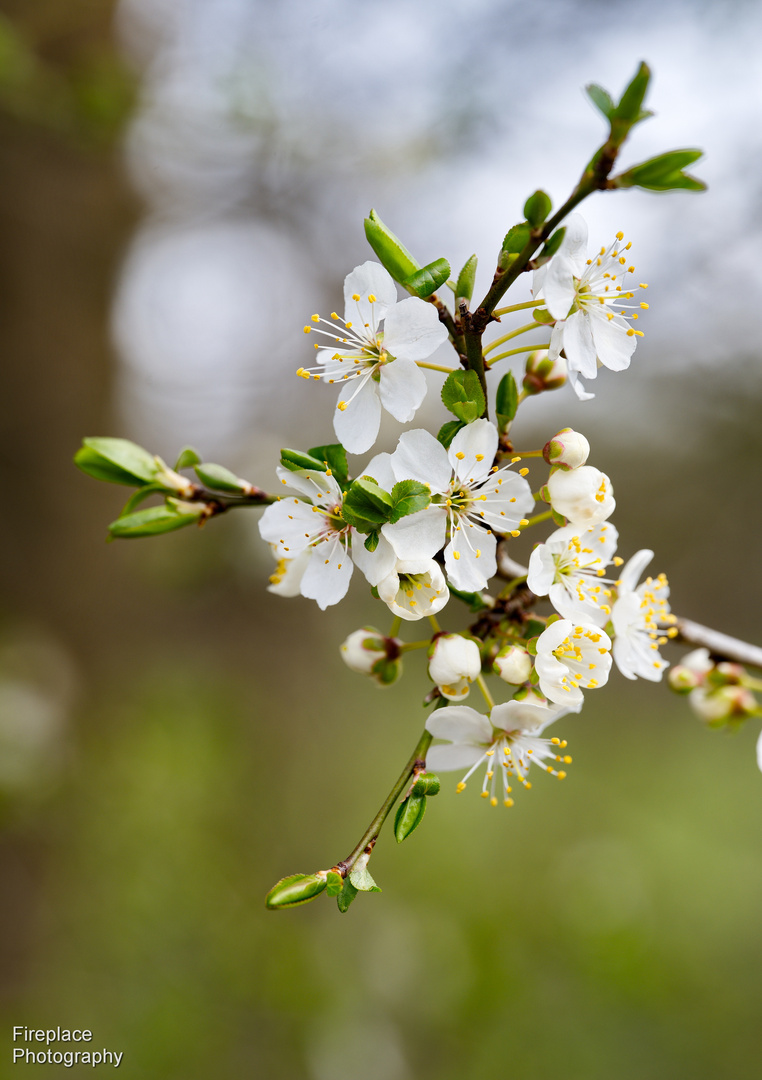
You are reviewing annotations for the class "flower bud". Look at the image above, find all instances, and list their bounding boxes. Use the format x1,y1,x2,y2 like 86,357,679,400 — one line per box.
667,664,704,694
340,629,402,687
688,685,758,727
428,633,481,700
523,349,567,395
542,428,590,471
265,872,327,909
707,661,745,687
493,644,533,685
546,465,615,526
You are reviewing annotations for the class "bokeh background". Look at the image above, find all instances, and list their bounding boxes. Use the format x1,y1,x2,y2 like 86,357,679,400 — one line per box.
1,1,761,1077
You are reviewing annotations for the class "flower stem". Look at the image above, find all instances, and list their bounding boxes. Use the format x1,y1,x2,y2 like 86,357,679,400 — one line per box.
523,509,553,528
389,615,402,638
510,449,544,458
476,673,495,709
484,342,550,367
398,640,430,653
428,614,442,634
493,300,544,317
483,322,539,355
338,727,434,874
415,361,457,374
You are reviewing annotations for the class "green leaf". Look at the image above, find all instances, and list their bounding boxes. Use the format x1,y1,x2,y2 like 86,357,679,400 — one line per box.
265,873,327,910
389,479,430,523
394,793,426,843
336,877,359,913
614,149,706,192
108,503,203,539
523,190,552,227
349,865,381,892
495,371,518,429
441,369,486,423
364,208,420,284
402,257,451,298
341,477,393,532
412,773,441,796
502,222,531,254
279,447,328,473
585,82,615,120
118,483,165,517
612,61,651,124
194,462,251,494
364,530,380,552
325,871,344,897
75,437,159,486
531,226,566,269
455,254,478,303
174,446,201,470
437,419,466,449
308,443,348,485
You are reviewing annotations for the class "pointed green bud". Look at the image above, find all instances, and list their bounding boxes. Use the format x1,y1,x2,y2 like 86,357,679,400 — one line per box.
265,872,327,909
455,253,478,303
394,792,426,842
364,208,420,283
279,448,329,473
495,371,518,432
194,462,255,494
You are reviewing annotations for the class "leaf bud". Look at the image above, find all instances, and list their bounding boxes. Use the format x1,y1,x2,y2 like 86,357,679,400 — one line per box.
523,349,567,395
364,208,420,284
265,872,327,909
340,629,402,687
493,644,533,685
542,428,590,471
428,633,481,700
394,792,426,843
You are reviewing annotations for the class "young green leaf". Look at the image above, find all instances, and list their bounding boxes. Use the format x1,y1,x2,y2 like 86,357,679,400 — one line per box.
495,371,519,428
523,190,552,227
349,865,381,892
613,149,706,192
108,503,204,539
174,446,201,471
364,208,420,284
612,61,651,125
325,871,344,897
441,369,486,424
394,793,427,843
75,437,159,486
308,443,349,485
437,419,466,449
389,479,430,523
341,477,393,532
402,257,451,298
194,462,252,494
447,584,490,612
280,448,329,473
364,530,380,552
336,877,359,913
455,254,478,303
585,82,615,120
531,226,566,269
502,222,531,254
265,873,328,910
412,773,441,796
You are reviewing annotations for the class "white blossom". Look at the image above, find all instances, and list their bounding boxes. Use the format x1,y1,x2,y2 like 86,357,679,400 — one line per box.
267,547,311,597
340,628,401,686
543,428,590,471
298,262,448,454
425,699,576,807
535,619,612,705
546,465,615,526
376,558,449,621
527,522,619,626
428,634,482,700
611,550,673,681
533,214,648,400
383,419,535,592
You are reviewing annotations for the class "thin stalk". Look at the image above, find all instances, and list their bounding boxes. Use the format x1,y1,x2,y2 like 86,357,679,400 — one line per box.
476,673,495,709
483,322,539,356
523,509,553,528
510,449,544,458
389,615,401,638
428,614,442,634
493,299,544,317
339,728,434,873
416,361,457,374
485,342,550,367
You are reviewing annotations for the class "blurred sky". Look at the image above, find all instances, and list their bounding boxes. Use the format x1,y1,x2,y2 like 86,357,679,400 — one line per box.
112,0,762,460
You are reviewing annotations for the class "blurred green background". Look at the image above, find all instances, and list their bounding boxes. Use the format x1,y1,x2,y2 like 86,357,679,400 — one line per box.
1,1,761,1077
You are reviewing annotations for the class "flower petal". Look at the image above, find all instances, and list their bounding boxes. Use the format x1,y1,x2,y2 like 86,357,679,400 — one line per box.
351,532,397,586
382,296,448,360
378,357,427,422
588,309,637,372
362,451,396,491
445,521,495,592
448,418,497,485
382,507,447,561
300,539,353,609
343,261,398,325
619,549,654,592
389,428,452,492
544,256,577,321
258,498,319,557
333,375,382,455
562,310,598,379
426,743,485,772
426,704,493,745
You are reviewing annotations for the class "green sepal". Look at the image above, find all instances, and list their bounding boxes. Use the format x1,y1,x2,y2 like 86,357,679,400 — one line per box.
551,508,566,527
402,258,451,298
389,479,430,523
613,149,706,192
372,657,401,686
336,877,359,913
75,437,159,486
174,446,201,470
585,82,615,120
447,584,489,612
495,371,518,432
526,637,539,657
341,477,393,532
502,222,531,254
265,873,327,910
437,419,466,449
349,865,381,892
364,530,380,552
412,773,441,796
523,190,552,227
441,369,486,424
280,448,328,473
533,307,555,325
364,208,420,284
194,462,251,493
455,254,478,303
325,871,344,897
308,443,349,485
107,502,204,539
394,793,426,843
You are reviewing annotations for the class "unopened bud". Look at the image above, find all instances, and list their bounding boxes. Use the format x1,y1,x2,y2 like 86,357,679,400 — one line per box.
493,644,533,685
265,872,327,909
542,428,590,471
428,633,481,700
340,628,402,686
546,465,615,526
523,349,567,395
668,664,704,694
707,661,745,687
688,685,758,727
